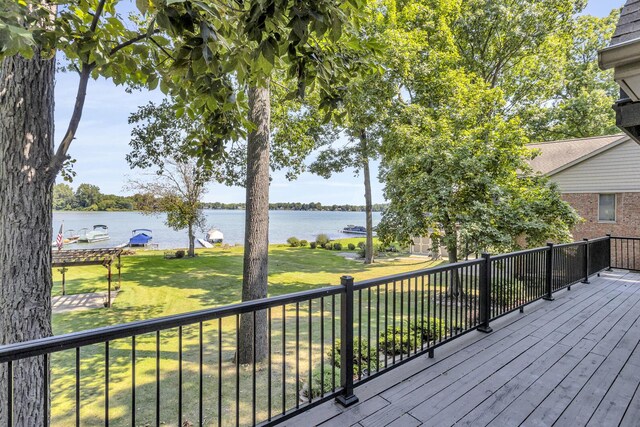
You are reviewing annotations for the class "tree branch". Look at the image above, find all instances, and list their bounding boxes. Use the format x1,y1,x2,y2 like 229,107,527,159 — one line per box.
90,0,107,32
109,30,161,56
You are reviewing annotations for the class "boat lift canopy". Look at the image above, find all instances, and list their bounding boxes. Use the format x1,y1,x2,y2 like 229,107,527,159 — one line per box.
52,248,124,307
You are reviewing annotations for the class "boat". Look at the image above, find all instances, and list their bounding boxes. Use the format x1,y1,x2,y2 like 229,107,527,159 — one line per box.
341,225,368,235
78,225,110,243
129,229,153,247
64,229,80,244
197,238,214,248
206,228,224,244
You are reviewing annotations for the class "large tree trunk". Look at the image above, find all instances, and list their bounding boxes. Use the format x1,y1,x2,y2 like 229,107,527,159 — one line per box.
0,49,55,426
444,228,461,297
360,134,374,265
188,223,195,257
239,84,270,364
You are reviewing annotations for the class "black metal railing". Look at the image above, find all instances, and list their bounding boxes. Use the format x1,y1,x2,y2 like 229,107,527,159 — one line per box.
0,236,620,426
611,236,640,270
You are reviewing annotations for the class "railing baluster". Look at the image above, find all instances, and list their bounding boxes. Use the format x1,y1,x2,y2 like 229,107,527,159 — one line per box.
400,279,404,361
376,285,381,372
308,299,312,401
76,347,80,427
252,311,256,425
384,282,388,369
295,302,300,410
178,326,182,427
392,280,396,363
43,353,48,427
156,331,160,427
331,296,336,391
131,337,135,427
199,322,203,427
320,298,324,398
414,277,418,353
105,341,109,427
218,318,222,427
367,287,371,374
235,315,239,427
7,360,12,427
358,289,362,379
282,304,286,414
268,307,272,419
421,276,425,351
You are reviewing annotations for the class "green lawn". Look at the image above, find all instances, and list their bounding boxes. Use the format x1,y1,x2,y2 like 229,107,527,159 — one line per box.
52,240,438,334
48,241,444,426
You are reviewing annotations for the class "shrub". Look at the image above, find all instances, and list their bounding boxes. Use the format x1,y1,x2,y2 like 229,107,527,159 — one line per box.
379,325,422,356
348,243,356,250
302,365,341,399
315,233,330,247
333,242,343,251
492,279,525,309
287,236,300,247
310,242,317,249
300,240,308,247
357,242,365,249
175,250,185,258
409,317,447,342
324,242,333,250
328,338,378,376
356,246,379,259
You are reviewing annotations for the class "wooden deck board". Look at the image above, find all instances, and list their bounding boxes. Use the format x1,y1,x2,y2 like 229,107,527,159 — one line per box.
283,270,640,427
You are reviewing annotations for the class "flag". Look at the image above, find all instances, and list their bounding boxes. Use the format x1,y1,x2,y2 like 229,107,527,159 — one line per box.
56,223,64,251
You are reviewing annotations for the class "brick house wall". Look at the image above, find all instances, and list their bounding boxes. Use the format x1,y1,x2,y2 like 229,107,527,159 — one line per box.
562,192,640,240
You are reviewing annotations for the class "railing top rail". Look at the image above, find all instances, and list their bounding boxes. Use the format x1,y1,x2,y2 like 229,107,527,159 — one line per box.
0,285,341,363
491,246,548,261
553,241,587,249
587,236,610,243
354,258,483,290
610,236,640,241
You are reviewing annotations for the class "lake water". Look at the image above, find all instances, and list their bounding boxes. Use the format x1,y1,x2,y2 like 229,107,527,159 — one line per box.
52,210,382,249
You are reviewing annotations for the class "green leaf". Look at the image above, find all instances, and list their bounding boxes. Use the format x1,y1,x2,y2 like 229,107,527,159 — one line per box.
135,0,149,15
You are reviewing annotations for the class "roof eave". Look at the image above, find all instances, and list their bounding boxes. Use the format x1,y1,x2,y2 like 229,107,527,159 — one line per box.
600,38,640,70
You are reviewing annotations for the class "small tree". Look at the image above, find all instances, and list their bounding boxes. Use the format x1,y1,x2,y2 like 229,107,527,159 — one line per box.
129,161,206,258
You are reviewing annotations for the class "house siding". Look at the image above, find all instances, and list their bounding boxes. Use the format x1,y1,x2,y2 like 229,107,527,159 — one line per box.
550,139,640,193
561,193,640,240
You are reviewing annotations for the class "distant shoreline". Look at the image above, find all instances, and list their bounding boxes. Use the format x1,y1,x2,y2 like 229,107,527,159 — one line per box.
53,206,386,213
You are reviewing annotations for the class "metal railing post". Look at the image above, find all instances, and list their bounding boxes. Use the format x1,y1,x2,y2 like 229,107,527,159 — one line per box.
336,275,358,407
582,239,590,284
606,234,613,270
543,243,555,301
478,253,493,333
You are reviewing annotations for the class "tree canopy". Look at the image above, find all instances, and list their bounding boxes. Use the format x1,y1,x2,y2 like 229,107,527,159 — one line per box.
377,0,582,264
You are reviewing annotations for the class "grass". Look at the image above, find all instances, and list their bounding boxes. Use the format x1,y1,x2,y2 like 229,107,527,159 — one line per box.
48,242,444,426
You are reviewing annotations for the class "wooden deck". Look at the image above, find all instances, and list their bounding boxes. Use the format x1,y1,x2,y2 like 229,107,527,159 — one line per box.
284,269,640,427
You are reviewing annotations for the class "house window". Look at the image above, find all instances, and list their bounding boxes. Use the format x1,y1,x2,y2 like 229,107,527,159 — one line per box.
598,194,616,222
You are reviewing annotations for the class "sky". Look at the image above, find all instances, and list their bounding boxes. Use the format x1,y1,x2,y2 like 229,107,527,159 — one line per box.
52,0,621,205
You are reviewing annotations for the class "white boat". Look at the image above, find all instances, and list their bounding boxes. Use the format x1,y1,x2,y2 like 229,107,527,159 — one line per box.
79,225,110,243
206,228,224,244
198,238,213,248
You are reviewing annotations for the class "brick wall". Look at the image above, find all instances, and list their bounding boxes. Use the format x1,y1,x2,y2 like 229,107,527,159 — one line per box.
562,192,640,240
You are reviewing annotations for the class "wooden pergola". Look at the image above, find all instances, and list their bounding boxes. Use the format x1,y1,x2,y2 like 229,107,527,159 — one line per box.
52,248,123,307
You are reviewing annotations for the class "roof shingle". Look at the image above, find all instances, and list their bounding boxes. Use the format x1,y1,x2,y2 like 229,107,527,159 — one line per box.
528,134,627,175
610,0,640,47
